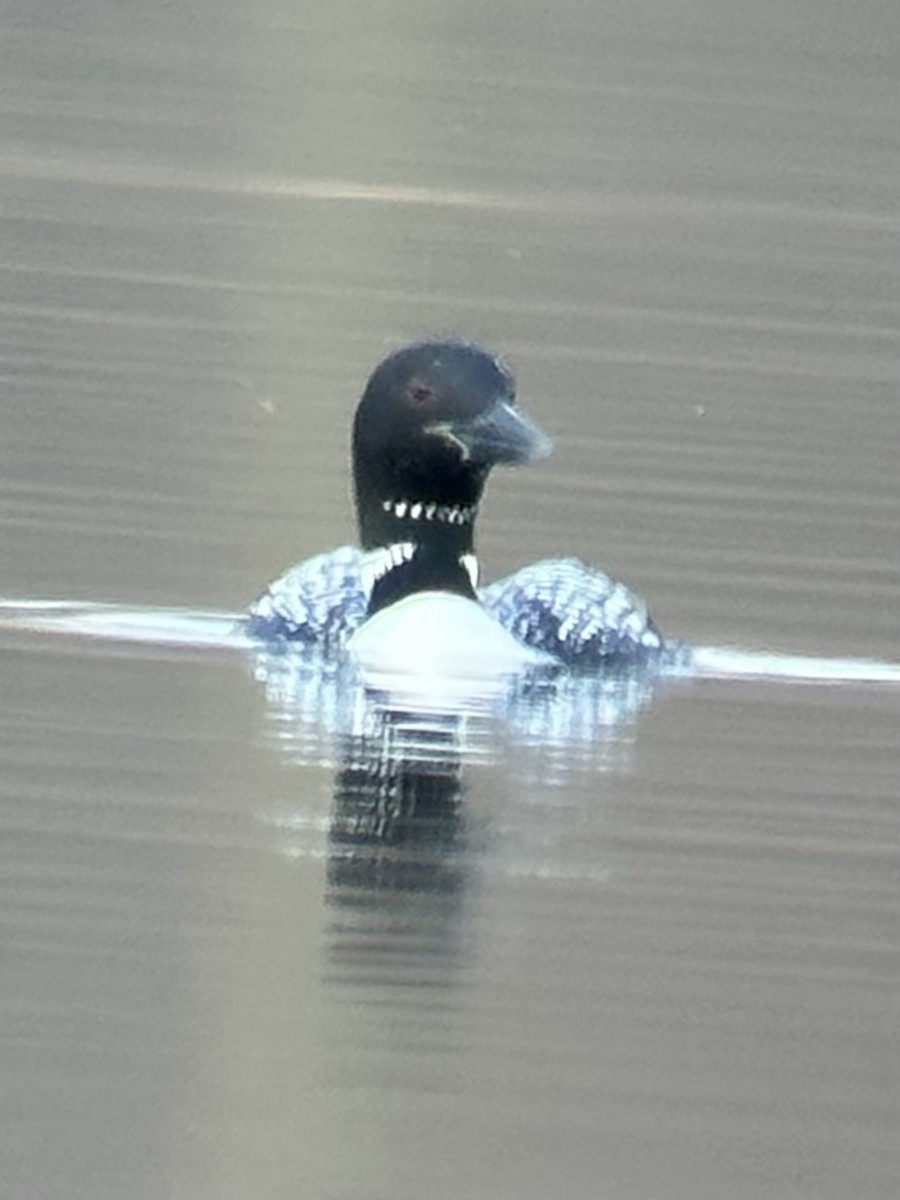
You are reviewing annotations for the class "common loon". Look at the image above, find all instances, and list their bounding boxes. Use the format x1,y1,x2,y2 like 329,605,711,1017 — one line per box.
247,340,670,669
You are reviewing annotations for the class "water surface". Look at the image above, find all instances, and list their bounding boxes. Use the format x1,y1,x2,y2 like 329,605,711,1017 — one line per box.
1,2,897,1198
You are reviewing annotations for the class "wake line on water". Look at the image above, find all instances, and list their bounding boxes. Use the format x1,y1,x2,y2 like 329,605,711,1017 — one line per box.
689,645,900,686
0,599,249,650
1,599,898,686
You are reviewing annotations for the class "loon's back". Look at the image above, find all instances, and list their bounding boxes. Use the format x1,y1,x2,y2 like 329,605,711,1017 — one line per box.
247,547,672,668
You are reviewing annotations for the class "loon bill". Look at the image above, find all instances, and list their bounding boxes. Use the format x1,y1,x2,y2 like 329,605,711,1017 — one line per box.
247,339,679,672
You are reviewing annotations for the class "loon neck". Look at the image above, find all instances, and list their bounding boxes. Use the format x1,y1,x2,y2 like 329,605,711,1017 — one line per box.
362,542,479,617
357,494,483,616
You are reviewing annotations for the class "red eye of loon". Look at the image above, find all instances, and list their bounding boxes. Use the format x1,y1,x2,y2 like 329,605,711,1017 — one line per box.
407,380,437,406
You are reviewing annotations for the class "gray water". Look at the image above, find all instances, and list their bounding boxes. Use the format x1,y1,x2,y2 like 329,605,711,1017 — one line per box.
1,2,898,1198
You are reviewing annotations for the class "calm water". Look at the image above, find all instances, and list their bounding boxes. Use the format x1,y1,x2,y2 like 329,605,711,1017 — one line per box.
1,2,898,1198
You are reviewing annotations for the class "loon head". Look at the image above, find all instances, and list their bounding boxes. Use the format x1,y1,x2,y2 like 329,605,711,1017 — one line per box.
353,339,551,558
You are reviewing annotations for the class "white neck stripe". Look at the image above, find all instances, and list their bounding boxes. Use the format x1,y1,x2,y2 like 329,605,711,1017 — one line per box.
360,543,480,593
360,543,415,594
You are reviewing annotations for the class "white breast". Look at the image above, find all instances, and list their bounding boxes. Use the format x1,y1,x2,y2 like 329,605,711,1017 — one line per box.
347,592,553,696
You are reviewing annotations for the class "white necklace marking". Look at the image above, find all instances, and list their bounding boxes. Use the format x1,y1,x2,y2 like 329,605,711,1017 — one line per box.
381,498,477,526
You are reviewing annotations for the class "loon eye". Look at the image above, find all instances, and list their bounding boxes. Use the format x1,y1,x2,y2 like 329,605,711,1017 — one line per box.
406,379,438,408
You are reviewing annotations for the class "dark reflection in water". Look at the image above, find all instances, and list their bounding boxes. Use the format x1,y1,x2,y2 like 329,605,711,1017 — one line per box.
322,709,475,1052
327,712,468,901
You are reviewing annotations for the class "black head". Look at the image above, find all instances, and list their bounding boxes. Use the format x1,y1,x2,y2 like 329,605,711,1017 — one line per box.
352,340,551,555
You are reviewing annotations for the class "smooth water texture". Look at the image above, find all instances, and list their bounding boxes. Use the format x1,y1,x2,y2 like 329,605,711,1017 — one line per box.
1,2,898,1199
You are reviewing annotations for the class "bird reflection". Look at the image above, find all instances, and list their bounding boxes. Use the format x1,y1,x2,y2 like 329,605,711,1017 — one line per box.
321,703,478,1017
253,645,679,954
251,644,669,775
252,650,676,1039
327,709,467,901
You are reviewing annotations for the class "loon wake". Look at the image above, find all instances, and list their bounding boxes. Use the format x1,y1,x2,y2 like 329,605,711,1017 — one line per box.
1,598,898,686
